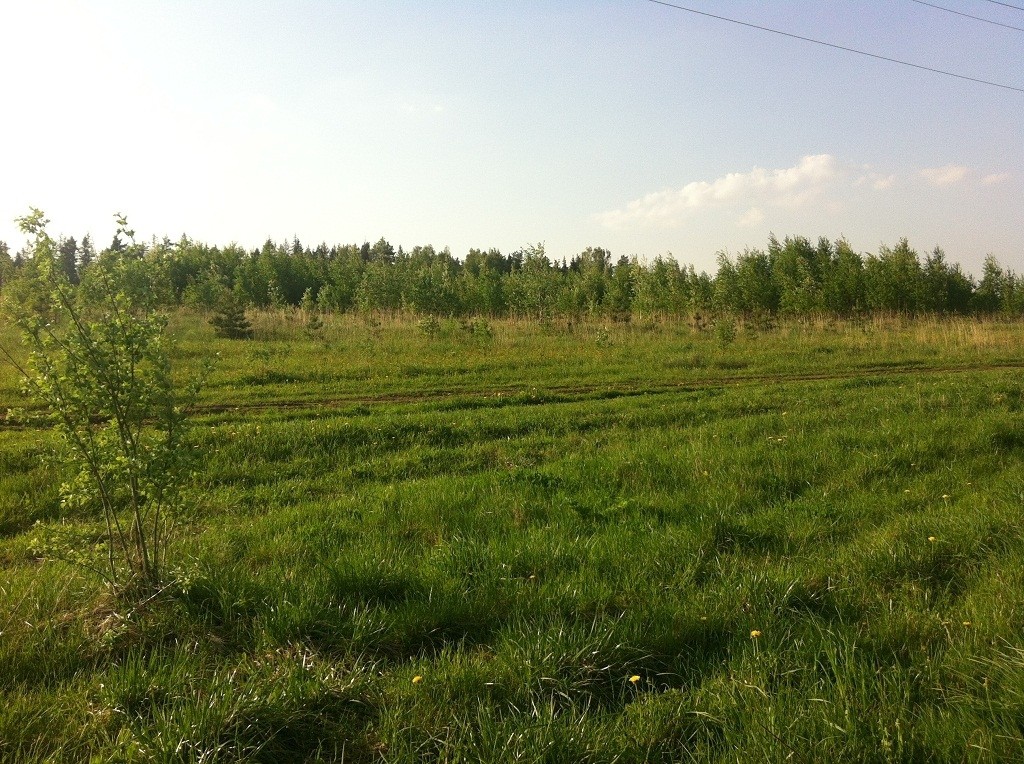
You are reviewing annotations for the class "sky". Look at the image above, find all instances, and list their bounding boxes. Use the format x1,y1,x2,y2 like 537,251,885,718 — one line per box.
0,0,1021,275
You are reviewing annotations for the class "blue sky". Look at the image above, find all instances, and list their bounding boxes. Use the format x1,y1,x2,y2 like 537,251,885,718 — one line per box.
1,1,1021,274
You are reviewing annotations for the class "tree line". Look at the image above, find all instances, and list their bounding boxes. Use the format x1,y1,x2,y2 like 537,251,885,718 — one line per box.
1,228,1021,318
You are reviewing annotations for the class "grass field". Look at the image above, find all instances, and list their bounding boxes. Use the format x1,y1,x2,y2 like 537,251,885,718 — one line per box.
2,313,1024,761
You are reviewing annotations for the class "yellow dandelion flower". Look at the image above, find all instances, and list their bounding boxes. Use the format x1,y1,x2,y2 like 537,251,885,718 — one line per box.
962,621,972,627
629,675,641,684
928,536,937,543
750,630,762,639
941,494,950,500
412,675,423,684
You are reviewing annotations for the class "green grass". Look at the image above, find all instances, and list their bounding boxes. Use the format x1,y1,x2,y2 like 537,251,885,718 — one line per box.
2,313,1024,761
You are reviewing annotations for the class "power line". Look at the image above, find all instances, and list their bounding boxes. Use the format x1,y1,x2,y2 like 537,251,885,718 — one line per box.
979,0,1024,12
644,0,1024,93
908,0,1024,31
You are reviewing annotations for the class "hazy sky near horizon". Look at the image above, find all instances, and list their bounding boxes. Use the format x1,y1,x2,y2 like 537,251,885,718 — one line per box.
1,0,1021,274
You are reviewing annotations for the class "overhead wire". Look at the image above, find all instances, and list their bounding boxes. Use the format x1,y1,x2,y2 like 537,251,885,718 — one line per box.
908,0,1024,31
644,0,1024,93
979,0,1024,11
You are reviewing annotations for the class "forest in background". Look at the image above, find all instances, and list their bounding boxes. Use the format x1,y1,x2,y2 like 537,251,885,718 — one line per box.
1,227,1021,318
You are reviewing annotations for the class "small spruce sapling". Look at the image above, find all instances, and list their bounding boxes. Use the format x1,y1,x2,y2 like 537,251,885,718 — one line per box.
210,293,253,339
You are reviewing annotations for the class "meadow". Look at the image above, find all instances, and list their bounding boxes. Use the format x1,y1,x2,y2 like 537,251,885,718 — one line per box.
2,312,1024,761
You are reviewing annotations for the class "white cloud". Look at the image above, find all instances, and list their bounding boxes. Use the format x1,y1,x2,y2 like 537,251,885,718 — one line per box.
595,156,1007,236
597,154,848,230
872,174,896,190
920,164,969,187
981,172,1011,186
853,170,896,190
737,207,765,227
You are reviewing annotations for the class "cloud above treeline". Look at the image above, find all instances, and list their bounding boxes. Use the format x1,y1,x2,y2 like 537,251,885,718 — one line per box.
981,172,1012,185
597,155,1007,230
919,164,969,187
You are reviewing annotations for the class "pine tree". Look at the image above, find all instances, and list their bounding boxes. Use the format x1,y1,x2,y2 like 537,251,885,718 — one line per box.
78,234,95,274
0,241,12,291
58,236,79,284
209,295,253,339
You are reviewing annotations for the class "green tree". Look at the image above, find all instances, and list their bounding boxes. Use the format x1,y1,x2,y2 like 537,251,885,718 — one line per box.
507,243,558,317
571,247,611,314
863,239,923,313
57,235,79,285
460,248,507,315
605,255,634,319
77,234,95,276
0,240,13,293
182,264,231,311
975,255,1006,313
821,239,864,315
78,229,174,309
210,293,254,339
403,245,462,315
317,244,364,312
734,248,778,314
920,247,973,314
1,211,198,594
713,252,741,313
769,235,826,315
356,259,404,312
633,257,680,317
688,268,715,314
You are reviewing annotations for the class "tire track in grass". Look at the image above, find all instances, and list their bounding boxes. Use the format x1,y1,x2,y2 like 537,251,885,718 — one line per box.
1,359,1021,429
194,359,1024,413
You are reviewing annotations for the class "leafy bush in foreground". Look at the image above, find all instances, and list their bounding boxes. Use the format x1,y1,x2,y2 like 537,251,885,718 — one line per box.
1,210,199,595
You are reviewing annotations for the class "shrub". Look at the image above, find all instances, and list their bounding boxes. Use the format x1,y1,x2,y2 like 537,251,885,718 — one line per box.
1,210,202,595
417,315,441,338
714,315,737,346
